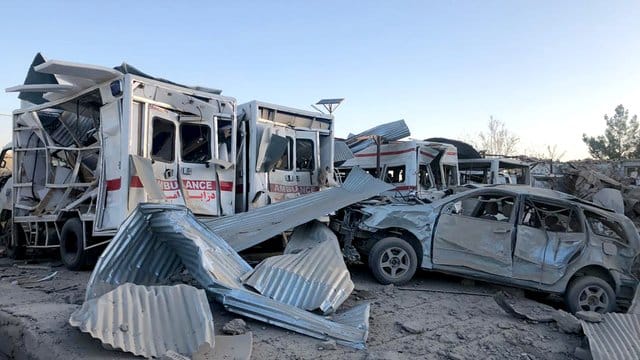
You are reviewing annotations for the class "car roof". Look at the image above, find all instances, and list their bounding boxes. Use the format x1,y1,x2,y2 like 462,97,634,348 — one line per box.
469,185,616,213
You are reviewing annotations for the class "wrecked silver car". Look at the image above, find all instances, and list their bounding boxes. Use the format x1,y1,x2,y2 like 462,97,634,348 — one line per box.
331,185,640,313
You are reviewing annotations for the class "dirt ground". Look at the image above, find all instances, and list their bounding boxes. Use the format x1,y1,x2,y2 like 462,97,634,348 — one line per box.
0,254,583,360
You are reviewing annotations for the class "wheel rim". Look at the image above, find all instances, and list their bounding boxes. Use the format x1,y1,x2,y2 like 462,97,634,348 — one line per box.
379,246,410,278
577,285,610,313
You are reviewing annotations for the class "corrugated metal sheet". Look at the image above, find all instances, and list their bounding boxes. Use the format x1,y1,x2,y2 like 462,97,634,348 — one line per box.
334,139,354,164
202,166,394,251
581,313,640,360
83,202,371,348
219,289,369,349
346,119,411,153
242,239,353,314
70,283,215,358
284,220,338,254
85,205,183,300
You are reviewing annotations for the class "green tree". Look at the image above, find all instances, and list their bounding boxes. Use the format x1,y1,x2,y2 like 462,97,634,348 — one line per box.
582,105,640,160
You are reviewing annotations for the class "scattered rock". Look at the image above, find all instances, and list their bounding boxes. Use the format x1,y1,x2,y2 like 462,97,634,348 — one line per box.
367,350,403,360
497,322,513,329
222,318,249,335
575,311,603,323
447,352,465,360
551,310,582,334
398,320,424,334
119,323,129,332
383,284,395,295
517,353,535,360
439,332,458,344
318,339,337,350
354,289,377,300
574,346,593,360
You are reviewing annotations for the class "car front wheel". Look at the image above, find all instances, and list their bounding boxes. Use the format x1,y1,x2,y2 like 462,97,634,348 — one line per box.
368,236,418,285
565,275,616,314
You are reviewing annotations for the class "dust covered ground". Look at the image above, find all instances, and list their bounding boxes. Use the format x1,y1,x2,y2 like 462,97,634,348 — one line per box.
0,255,582,359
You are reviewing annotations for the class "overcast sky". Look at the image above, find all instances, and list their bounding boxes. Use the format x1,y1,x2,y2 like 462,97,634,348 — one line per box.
1,0,639,159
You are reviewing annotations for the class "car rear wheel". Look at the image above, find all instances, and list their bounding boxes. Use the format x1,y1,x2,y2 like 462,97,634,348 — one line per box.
565,276,616,314
368,236,417,285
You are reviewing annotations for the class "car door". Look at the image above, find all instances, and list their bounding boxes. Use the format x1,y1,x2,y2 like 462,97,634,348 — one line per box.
295,130,319,195
512,197,586,284
432,191,516,278
265,127,297,202
178,119,219,215
147,106,185,205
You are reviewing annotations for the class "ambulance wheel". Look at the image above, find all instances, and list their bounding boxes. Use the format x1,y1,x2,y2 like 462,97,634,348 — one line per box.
6,222,26,260
60,218,87,271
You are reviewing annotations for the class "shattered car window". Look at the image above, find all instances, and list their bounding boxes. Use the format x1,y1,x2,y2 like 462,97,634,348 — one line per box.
521,200,582,233
585,210,627,244
180,123,212,163
448,194,515,222
418,165,433,189
274,137,293,170
384,166,405,183
295,138,315,171
151,117,175,163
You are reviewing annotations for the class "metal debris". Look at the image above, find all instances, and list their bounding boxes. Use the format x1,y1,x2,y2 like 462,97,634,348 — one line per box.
242,239,354,314
202,166,393,251
346,119,411,153
581,313,640,360
70,283,215,358
334,140,355,165
284,220,338,254
83,201,373,348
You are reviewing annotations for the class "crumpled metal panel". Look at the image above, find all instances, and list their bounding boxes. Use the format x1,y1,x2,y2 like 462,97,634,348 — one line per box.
83,202,371,348
219,289,369,348
85,206,183,300
202,166,394,251
70,283,215,358
581,313,640,360
284,220,338,254
242,239,354,314
334,139,354,164
346,119,410,153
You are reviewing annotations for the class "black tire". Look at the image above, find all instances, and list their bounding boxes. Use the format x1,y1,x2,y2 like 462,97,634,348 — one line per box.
6,222,26,260
368,236,418,285
565,275,616,314
60,218,87,271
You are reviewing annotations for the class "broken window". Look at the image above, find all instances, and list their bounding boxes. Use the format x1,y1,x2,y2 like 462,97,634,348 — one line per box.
443,165,458,186
418,165,433,189
151,117,175,163
521,200,582,233
448,194,515,222
274,137,293,171
296,139,315,171
584,211,627,244
384,166,405,183
180,123,211,163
